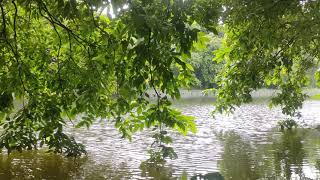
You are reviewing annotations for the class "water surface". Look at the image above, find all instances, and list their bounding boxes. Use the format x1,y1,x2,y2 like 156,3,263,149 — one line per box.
1,96,320,179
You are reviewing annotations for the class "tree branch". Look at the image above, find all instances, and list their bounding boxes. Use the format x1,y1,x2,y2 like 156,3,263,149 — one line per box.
36,0,95,48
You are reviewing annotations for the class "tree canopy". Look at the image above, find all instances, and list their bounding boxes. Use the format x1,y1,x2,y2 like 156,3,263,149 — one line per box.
0,0,221,157
0,0,319,158
214,0,320,116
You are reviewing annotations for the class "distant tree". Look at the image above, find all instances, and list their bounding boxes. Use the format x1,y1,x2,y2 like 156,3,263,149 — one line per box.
187,31,223,89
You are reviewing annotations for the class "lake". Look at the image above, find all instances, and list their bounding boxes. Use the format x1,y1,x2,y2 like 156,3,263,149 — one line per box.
1,94,320,179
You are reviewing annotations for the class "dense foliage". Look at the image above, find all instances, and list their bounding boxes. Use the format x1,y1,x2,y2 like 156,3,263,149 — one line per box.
0,0,221,157
214,0,320,116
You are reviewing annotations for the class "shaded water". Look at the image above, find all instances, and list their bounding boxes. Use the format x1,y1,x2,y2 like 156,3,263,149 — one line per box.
1,97,320,179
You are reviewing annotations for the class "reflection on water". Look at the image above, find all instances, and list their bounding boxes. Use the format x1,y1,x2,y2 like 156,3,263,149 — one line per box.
217,129,320,180
273,130,305,179
0,151,84,179
1,97,320,179
218,132,260,180
140,161,176,179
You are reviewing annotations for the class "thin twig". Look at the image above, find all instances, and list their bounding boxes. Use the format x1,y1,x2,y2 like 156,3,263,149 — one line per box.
84,0,109,36
11,0,27,107
36,0,95,48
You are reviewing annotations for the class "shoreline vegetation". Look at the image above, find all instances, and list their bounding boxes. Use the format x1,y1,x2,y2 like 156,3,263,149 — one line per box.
153,88,320,100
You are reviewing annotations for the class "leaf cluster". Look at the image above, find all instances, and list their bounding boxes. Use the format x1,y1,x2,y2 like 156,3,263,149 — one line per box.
214,0,320,116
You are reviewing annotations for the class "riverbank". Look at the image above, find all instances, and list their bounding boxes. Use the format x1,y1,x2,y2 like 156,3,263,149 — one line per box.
178,88,320,99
